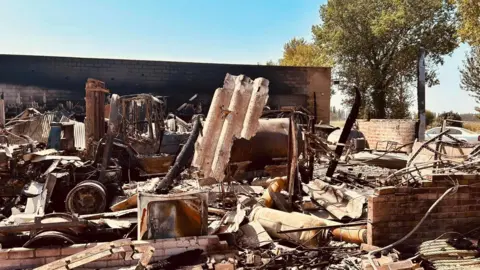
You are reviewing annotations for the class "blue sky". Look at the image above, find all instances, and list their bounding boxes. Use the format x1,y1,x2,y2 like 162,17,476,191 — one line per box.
0,0,475,113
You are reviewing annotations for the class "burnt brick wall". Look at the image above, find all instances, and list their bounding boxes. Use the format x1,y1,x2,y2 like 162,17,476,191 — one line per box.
368,174,480,251
357,119,417,152
0,55,331,122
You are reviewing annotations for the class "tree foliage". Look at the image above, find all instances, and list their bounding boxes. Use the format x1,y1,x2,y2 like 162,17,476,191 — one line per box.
313,0,458,118
425,110,436,126
461,47,480,102
435,111,463,127
278,38,333,67
455,0,480,46
265,60,278,66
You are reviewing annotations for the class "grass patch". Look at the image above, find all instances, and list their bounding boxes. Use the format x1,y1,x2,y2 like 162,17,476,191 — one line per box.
330,120,345,128
463,122,480,132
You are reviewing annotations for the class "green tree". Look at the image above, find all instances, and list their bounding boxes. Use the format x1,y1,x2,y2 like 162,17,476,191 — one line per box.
279,38,333,67
435,111,463,127
265,60,278,66
455,0,480,46
425,110,436,126
461,47,480,102
313,0,458,118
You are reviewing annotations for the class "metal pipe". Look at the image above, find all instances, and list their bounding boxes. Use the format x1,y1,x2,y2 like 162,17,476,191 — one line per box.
250,207,367,247
277,221,367,233
258,176,287,208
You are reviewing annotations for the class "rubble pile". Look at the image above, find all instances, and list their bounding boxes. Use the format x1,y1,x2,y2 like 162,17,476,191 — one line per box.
0,75,480,270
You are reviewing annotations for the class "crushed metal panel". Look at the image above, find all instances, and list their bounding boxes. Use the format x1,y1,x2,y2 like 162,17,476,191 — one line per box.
7,112,54,145
73,121,86,150
137,191,208,240
237,221,273,248
304,179,365,220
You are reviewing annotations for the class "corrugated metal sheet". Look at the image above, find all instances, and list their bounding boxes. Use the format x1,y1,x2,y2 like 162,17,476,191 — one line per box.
419,239,480,270
73,121,85,150
7,112,54,145
6,112,85,150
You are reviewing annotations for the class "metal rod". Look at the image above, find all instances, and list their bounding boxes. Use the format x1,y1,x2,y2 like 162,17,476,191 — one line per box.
277,221,367,234
326,87,361,177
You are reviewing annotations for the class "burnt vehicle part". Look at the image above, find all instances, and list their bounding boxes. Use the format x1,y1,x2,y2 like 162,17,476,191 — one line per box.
137,191,208,240
119,94,165,155
65,180,107,215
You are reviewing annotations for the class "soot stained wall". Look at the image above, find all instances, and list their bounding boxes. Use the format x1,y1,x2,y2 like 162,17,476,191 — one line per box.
0,54,331,122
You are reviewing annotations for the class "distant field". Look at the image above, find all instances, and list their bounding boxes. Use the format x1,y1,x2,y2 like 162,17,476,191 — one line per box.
330,120,345,128
463,122,480,132
330,120,480,132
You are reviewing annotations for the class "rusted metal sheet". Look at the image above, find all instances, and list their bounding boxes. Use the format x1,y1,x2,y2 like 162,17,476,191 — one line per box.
85,78,109,157
229,118,289,167
137,191,208,240
137,155,174,175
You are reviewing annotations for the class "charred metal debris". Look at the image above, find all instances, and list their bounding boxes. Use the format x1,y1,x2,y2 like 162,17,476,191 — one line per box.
0,75,478,270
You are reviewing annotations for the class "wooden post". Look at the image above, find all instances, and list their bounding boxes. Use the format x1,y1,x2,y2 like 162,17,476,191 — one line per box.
417,47,426,142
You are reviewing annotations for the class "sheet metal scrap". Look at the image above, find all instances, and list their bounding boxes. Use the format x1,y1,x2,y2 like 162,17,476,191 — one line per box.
137,191,208,240
419,239,480,270
304,179,365,221
85,78,109,158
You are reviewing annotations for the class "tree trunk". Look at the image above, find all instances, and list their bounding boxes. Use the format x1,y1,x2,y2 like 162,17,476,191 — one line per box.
371,88,386,119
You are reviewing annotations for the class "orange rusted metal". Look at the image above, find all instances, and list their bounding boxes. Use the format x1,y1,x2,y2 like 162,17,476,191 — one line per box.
331,226,367,244
85,78,109,157
259,176,287,208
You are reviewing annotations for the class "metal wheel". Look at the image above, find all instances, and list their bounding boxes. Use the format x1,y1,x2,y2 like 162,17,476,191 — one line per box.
23,231,81,248
37,213,84,235
65,180,107,215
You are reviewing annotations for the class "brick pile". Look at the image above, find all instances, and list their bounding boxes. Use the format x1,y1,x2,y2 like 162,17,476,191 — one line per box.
0,235,228,270
368,174,480,251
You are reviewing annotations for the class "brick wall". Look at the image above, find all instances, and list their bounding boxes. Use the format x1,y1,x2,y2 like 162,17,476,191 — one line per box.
0,235,229,270
368,174,480,251
0,55,331,123
357,119,417,152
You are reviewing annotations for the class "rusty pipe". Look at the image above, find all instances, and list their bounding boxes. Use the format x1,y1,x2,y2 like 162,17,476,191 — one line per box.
332,226,367,244
250,207,366,247
258,176,287,208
